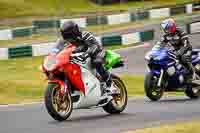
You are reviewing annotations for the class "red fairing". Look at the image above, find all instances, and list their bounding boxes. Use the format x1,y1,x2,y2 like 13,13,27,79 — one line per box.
64,64,85,95
43,43,85,94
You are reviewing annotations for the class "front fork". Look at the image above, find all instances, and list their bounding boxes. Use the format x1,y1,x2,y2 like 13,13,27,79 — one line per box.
157,69,164,87
48,79,68,95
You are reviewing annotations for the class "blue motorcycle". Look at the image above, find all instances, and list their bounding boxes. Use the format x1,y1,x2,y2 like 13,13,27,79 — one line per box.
144,42,200,101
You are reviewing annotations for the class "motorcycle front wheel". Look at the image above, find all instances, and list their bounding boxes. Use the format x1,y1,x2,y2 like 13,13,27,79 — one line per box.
103,74,127,114
44,83,73,121
144,73,163,101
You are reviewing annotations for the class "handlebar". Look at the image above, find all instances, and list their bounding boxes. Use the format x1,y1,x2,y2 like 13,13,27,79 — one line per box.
70,52,85,57
70,52,89,62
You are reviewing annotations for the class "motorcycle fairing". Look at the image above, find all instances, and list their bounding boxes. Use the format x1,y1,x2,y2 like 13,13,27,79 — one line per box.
148,48,175,68
147,46,200,89
72,66,102,109
64,63,86,95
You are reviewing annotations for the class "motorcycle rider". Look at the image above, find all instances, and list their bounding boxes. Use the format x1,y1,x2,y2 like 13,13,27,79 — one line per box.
52,21,112,93
160,18,195,83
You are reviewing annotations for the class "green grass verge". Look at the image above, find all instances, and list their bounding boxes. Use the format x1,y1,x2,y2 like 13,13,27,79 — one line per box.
0,0,199,19
127,120,200,133
0,56,45,104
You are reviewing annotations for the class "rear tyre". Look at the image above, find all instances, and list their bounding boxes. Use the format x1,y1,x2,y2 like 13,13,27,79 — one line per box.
144,73,163,101
103,74,127,114
185,85,200,99
45,83,73,121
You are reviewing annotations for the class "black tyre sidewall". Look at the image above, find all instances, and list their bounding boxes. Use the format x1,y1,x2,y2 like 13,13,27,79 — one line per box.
185,85,200,99
103,74,128,114
144,73,163,101
44,83,73,121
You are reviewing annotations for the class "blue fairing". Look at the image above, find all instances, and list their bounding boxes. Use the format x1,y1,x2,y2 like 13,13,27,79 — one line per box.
150,70,161,76
147,47,175,69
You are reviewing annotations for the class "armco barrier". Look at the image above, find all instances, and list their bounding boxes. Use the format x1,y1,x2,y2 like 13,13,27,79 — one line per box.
33,20,60,29
193,2,200,11
8,45,32,58
170,5,186,15
32,42,56,56
186,4,193,13
0,48,8,60
107,13,131,25
102,34,122,46
60,18,87,28
187,21,200,34
140,30,154,42
149,8,170,19
12,27,34,38
0,29,155,60
131,11,149,21
0,29,12,40
0,1,200,41
86,16,108,26
122,32,140,45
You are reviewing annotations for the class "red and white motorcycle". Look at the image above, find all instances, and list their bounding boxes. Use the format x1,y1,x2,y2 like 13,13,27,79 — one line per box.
41,44,127,121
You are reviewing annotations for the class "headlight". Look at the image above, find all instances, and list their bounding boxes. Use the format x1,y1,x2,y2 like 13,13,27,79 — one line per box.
44,57,57,71
145,54,151,61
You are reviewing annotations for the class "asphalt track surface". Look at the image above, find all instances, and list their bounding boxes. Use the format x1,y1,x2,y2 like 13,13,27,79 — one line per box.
1,15,200,133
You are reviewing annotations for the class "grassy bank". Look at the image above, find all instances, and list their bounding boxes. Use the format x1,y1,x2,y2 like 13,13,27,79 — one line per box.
0,0,199,19
127,120,200,133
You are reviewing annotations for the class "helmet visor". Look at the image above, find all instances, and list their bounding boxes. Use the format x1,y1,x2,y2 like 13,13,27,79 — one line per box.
61,31,76,42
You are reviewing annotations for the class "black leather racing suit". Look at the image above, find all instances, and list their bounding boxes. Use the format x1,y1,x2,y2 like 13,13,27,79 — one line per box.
54,31,112,86
161,28,193,81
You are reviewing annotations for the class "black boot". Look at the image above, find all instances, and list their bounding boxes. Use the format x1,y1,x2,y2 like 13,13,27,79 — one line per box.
101,72,113,96
185,63,195,84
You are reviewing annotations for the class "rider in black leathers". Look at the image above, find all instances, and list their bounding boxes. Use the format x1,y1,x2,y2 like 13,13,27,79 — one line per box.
52,21,112,90
160,18,194,83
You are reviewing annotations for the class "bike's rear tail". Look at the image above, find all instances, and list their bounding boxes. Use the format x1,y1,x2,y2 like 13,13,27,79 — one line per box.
104,50,124,70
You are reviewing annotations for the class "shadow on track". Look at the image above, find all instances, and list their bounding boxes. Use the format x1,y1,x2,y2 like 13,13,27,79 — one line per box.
48,113,132,124
145,97,200,104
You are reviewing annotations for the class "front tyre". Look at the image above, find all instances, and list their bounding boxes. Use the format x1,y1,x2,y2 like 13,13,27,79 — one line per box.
144,73,163,101
103,74,127,114
45,83,73,121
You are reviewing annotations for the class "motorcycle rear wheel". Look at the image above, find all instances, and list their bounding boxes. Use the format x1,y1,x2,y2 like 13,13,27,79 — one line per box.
103,74,127,114
185,85,200,99
45,83,73,121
